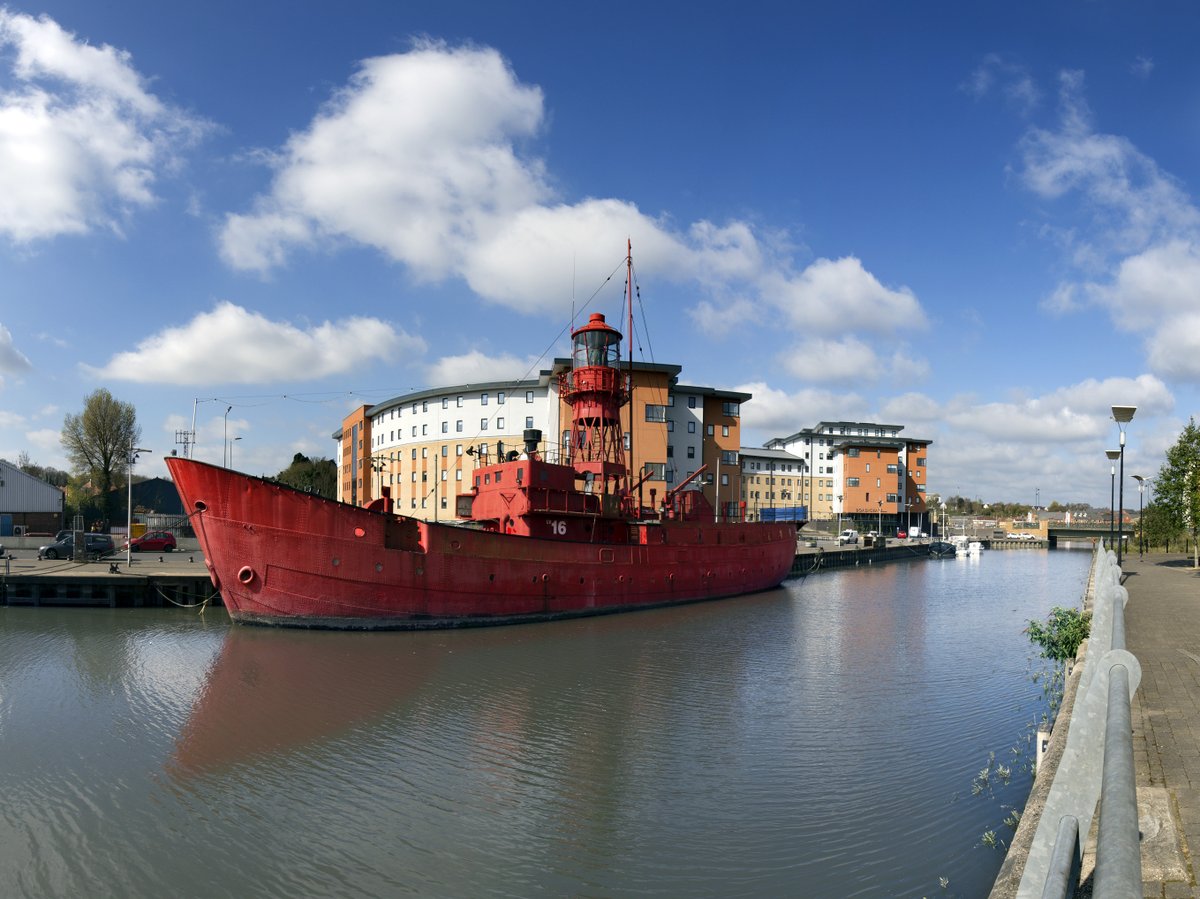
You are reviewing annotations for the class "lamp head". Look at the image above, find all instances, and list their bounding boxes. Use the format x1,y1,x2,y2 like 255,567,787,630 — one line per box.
1112,405,1136,424
1105,449,1121,461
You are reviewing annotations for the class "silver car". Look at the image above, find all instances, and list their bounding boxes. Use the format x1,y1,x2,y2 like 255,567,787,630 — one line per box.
38,533,116,560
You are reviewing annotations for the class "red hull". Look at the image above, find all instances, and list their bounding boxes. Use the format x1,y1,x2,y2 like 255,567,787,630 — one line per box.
167,457,798,630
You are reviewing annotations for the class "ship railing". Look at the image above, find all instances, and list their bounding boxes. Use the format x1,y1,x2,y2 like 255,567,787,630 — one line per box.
1009,546,1141,898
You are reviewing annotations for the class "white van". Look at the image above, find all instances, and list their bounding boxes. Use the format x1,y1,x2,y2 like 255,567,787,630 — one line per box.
837,529,859,545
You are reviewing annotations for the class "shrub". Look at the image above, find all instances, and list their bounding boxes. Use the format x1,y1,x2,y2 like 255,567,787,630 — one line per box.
1026,606,1091,661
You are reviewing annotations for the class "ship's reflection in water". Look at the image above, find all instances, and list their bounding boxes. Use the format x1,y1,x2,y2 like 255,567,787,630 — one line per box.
1,549,1093,898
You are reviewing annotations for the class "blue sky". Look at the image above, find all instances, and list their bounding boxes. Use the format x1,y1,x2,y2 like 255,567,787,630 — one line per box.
0,0,1196,508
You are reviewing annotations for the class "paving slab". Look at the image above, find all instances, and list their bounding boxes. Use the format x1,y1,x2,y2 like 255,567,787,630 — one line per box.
1124,554,1200,897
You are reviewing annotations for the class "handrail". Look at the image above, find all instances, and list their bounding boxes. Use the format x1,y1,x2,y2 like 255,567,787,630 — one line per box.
1013,547,1141,897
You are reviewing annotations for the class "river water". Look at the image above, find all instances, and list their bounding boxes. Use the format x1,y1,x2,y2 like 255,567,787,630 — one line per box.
0,549,1091,897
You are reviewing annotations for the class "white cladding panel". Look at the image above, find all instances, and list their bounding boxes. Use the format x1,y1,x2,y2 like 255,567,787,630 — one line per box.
0,460,65,513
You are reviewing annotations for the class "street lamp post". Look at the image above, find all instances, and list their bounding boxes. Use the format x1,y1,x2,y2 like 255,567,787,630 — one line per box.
126,444,152,567
906,500,912,535
1112,406,1136,565
223,405,232,467
1133,475,1148,560
836,494,843,535
877,499,883,536
1106,449,1121,550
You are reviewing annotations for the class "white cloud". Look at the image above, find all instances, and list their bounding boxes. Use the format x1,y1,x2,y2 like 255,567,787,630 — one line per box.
25,427,60,451
218,40,927,346
878,392,943,425
0,409,25,428
0,10,207,243
1009,70,1200,384
425,350,540,386
219,41,548,277
762,257,925,335
780,336,880,383
0,322,33,374
85,301,426,385
734,380,869,442
1131,56,1154,79
943,374,1172,442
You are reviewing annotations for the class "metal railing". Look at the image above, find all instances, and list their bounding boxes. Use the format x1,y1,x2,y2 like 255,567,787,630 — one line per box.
1016,546,1141,897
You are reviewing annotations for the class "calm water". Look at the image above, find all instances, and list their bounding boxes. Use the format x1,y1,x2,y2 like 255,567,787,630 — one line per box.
0,549,1091,898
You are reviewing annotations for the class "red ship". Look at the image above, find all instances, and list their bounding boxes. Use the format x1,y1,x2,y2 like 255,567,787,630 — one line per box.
166,253,799,629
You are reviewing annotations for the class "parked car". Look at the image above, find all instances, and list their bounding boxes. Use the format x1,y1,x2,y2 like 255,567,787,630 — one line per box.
38,533,116,560
125,530,177,552
837,529,859,545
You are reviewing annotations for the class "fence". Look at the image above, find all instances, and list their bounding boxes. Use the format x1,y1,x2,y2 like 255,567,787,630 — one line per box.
1012,547,1142,897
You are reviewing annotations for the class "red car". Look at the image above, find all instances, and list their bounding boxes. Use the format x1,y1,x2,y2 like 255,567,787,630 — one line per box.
126,530,177,552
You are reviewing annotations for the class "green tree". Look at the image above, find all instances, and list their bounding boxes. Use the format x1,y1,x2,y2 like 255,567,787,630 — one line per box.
61,389,141,528
15,450,71,488
1154,418,1200,568
276,453,337,498
1139,501,1181,552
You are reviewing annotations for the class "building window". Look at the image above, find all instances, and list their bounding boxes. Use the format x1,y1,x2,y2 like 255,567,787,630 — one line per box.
497,418,505,429
722,401,740,417
411,449,417,460
422,400,428,413
688,396,697,409
441,422,448,433
848,448,860,457
644,462,666,480
865,463,871,472
456,445,463,456
667,445,674,458
422,447,428,458
917,457,926,466
847,477,860,487
457,396,463,407
481,419,488,431
706,425,714,437
887,464,898,474
526,390,534,403
481,393,488,405
525,416,534,429
721,473,729,486
720,450,737,465
422,424,428,435
667,420,674,432
442,397,448,409
687,446,695,459
456,420,463,432
688,421,696,434
411,426,417,437
722,425,729,437
498,392,505,405
645,404,667,422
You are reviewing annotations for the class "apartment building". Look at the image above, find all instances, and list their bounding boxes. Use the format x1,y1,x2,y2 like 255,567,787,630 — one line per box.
334,362,749,521
762,421,931,532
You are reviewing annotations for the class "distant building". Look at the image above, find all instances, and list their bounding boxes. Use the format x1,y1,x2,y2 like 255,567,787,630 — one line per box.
0,459,64,535
759,421,932,532
739,447,807,521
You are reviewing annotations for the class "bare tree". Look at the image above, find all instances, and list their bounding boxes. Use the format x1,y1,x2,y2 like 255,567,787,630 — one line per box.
61,389,140,528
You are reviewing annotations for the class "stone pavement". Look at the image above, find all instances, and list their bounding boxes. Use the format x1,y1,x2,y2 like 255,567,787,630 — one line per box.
1124,553,1200,898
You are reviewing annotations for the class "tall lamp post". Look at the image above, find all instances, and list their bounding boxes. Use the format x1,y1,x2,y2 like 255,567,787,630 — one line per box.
1106,449,1121,550
1112,405,1137,566
836,494,843,535
1132,475,1148,560
126,444,152,567
877,499,883,536
223,405,233,467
